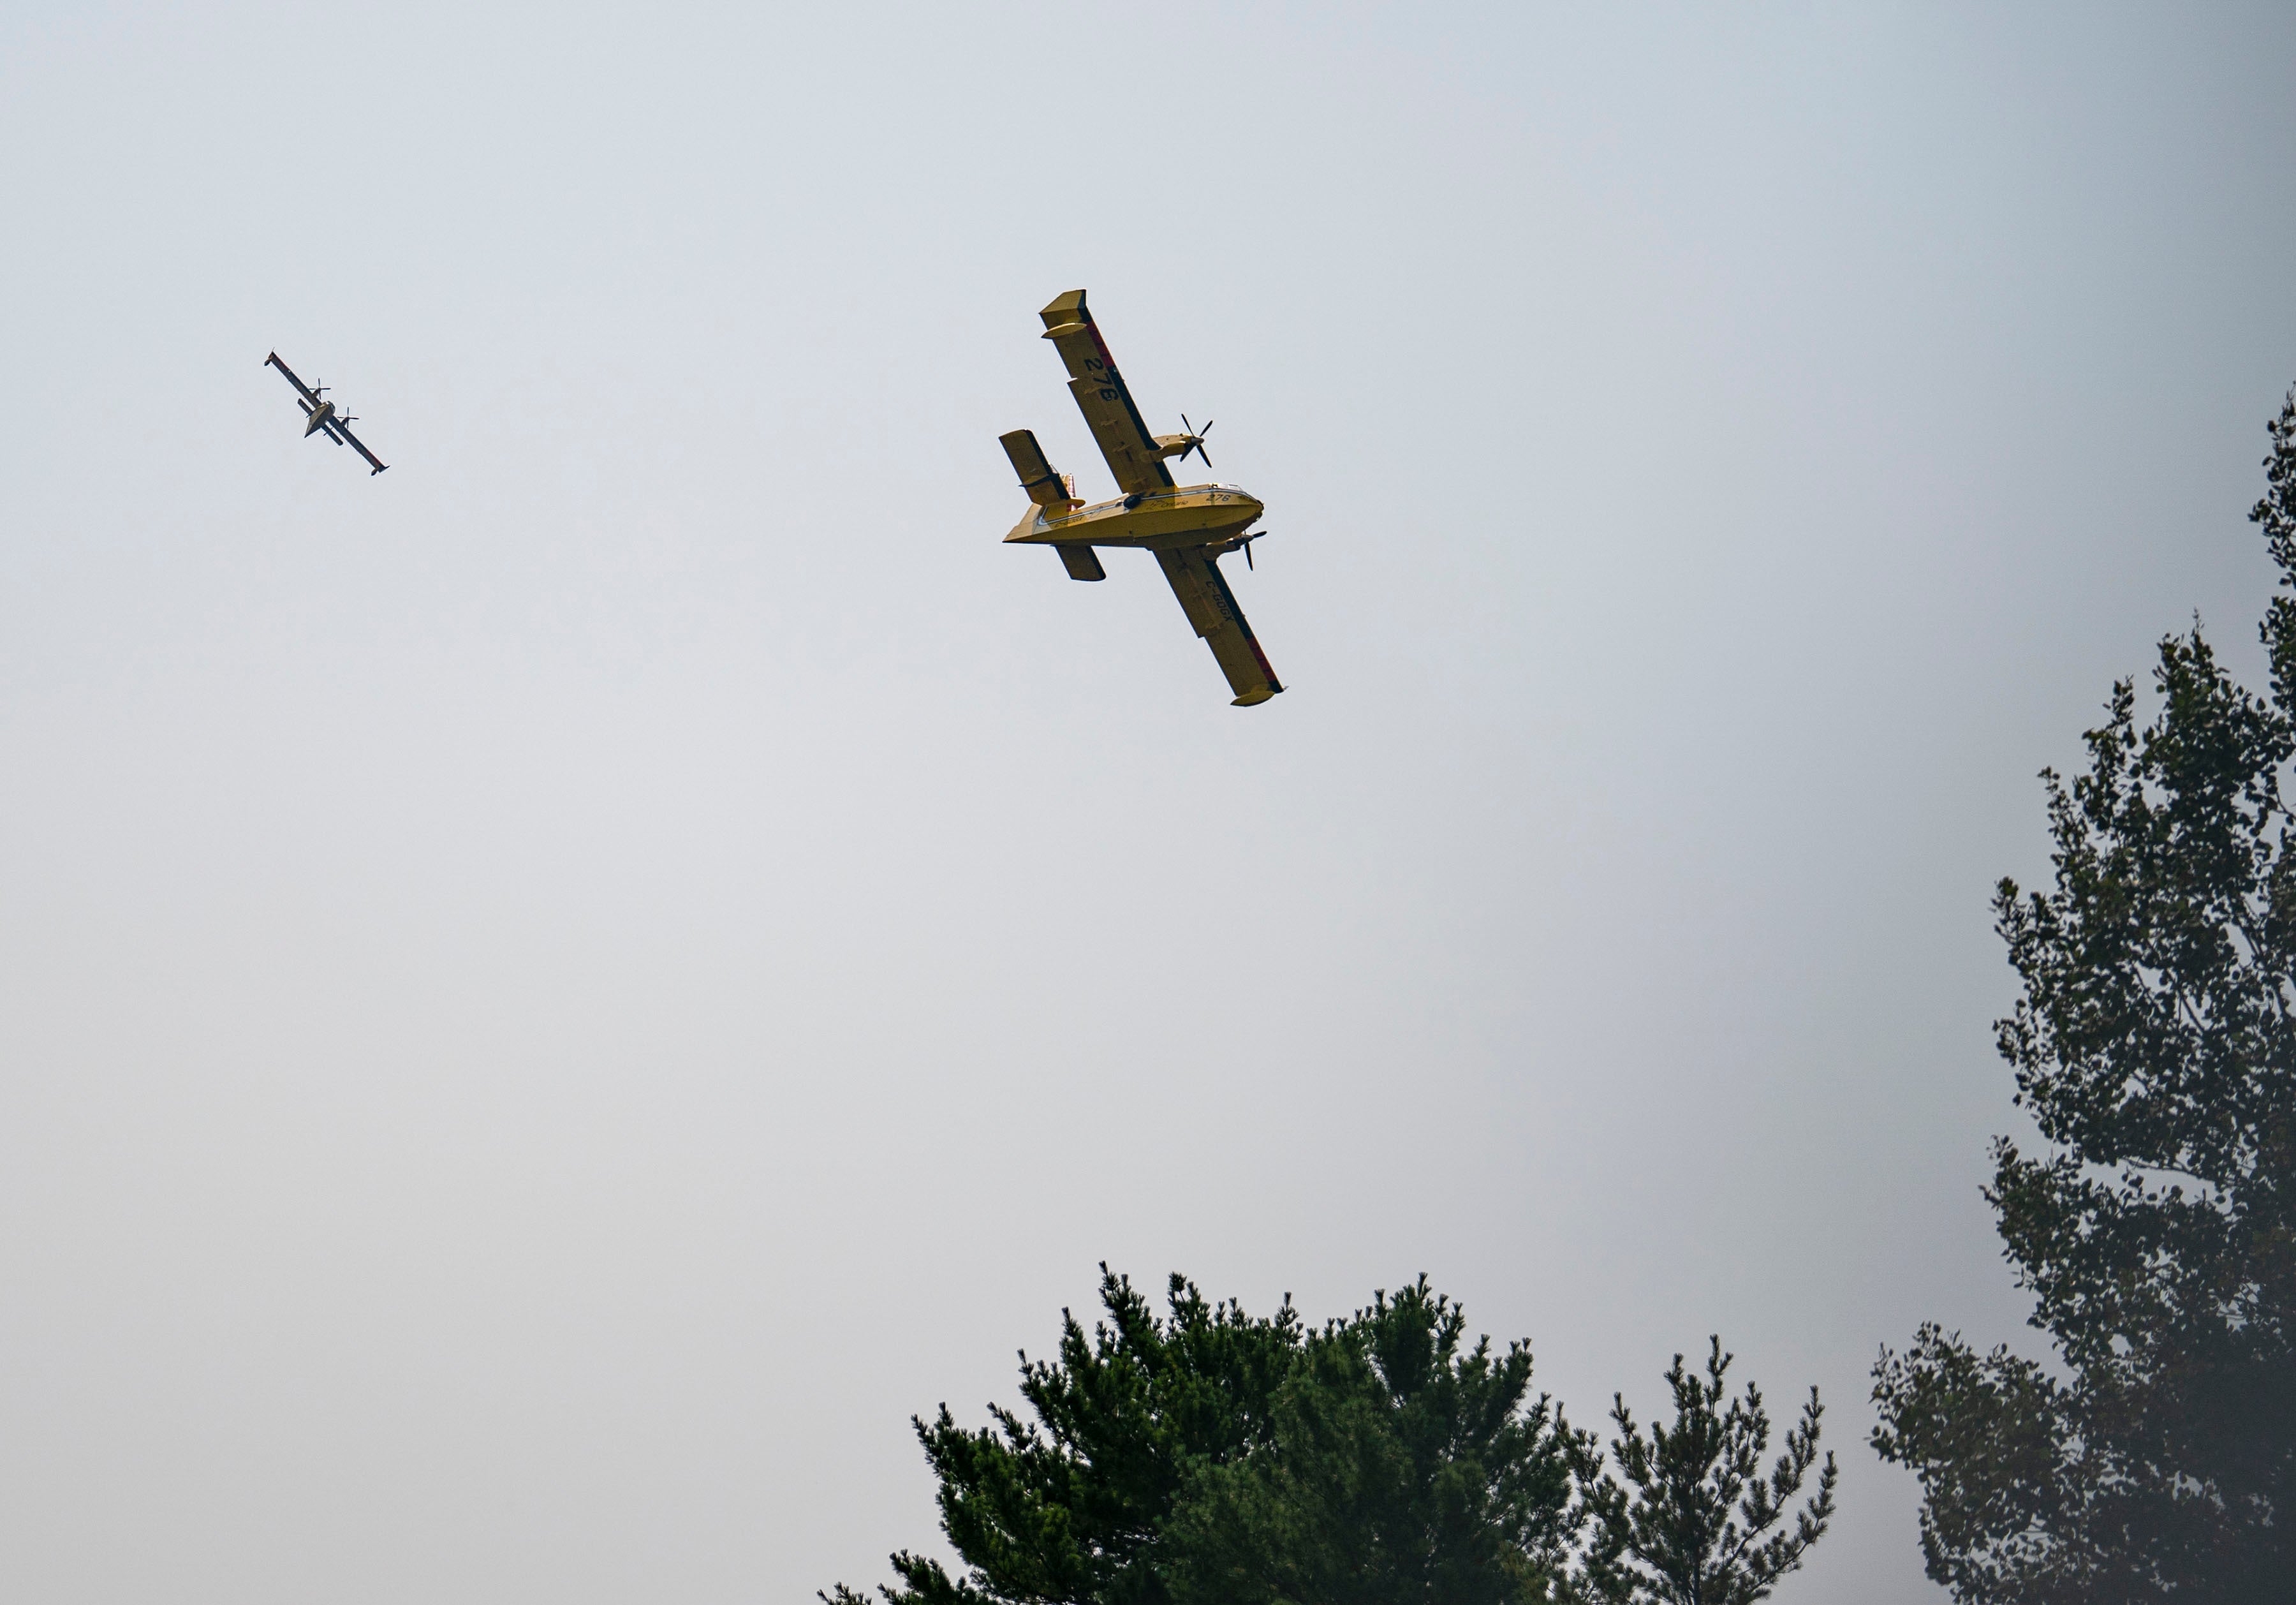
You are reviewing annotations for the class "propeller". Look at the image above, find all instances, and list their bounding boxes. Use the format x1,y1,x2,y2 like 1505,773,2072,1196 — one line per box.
1178,413,1214,469
1235,529,1266,570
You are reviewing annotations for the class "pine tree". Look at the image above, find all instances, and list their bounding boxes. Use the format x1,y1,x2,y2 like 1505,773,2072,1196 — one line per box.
823,1266,1304,1605
1576,1338,1835,1605
1162,1278,1589,1605
824,1273,1594,1605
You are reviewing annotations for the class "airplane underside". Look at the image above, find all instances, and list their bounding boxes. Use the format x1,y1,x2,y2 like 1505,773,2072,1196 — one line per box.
1002,484,1264,552
266,351,390,475
1001,490,1283,707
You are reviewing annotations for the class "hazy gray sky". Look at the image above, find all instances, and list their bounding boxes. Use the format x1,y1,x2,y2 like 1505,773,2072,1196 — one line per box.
3,3,2292,1599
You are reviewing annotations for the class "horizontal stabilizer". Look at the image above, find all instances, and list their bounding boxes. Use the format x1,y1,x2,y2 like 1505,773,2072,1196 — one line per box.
1055,545,1106,582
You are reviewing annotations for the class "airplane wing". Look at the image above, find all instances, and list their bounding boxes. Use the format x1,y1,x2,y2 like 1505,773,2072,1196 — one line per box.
265,351,323,406
331,420,388,475
1154,545,1283,706
1037,290,1175,498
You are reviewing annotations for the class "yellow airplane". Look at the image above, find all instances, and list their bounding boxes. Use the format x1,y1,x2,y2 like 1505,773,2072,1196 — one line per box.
1000,290,1283,707
264,352,388,475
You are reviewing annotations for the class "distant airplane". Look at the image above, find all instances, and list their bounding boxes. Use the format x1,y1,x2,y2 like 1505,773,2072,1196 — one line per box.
264,351,388,475
999,290,1283,707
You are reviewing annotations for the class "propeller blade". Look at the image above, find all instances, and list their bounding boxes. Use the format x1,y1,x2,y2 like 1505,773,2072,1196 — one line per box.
1177,415,1216,469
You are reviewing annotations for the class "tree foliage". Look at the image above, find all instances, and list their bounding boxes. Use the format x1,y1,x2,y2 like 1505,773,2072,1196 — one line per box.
824,1266,1302,1605
827,1276,1835,1605
1162,1278,1589,1605
1578,1338,1836,1605
1871,388,2296,1601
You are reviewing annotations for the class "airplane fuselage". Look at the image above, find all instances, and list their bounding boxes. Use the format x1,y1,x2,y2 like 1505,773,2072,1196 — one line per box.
304,399,336,437
1004,482,1263,551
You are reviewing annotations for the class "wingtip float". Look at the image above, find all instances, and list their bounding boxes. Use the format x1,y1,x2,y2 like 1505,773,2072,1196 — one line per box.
1000,289,1284,709
265,351,388,475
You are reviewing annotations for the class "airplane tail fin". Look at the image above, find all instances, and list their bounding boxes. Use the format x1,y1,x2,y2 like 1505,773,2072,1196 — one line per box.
999,429,1078,510
1001,428,1101,581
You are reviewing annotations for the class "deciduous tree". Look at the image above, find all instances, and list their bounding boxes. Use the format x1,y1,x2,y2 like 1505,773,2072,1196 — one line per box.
1870,388,2296,1602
